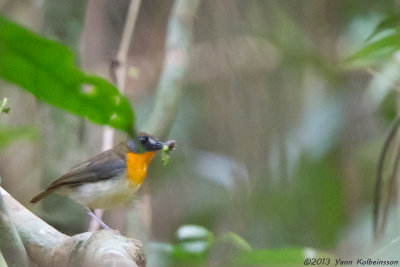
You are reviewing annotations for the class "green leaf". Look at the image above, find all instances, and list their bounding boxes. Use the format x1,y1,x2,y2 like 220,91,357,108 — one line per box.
233,248,326,267
0,98,10,114
379,90,397,122
345,33,400,67
0,126,38,149
170,225,214,262
176,225,214,242
366,13,400,42
0,17,135,134
149,241,208,264
218,232,252,252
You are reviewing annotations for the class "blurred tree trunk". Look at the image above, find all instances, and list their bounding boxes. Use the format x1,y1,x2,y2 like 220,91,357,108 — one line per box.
36,0,93,234
0,0,42,217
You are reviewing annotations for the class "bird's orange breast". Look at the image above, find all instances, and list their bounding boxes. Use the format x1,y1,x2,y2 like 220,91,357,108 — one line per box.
126,151,156,186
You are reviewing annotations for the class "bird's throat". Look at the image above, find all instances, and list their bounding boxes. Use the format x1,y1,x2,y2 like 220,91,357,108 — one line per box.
126,151,156,186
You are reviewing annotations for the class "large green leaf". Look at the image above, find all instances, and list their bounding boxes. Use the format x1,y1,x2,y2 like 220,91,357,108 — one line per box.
0,16,135,134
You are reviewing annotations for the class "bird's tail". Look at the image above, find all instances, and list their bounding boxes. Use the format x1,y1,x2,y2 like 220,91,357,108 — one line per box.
30,190,51,204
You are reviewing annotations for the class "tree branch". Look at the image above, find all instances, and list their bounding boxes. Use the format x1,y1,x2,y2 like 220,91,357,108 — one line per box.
0,186,145,267
113,0,142,92
0,182,30,267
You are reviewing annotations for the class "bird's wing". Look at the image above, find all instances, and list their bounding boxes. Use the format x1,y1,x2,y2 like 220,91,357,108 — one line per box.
47,143,128,190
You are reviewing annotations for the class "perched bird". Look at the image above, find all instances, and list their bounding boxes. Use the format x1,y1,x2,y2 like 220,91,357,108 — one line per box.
30,134,175,229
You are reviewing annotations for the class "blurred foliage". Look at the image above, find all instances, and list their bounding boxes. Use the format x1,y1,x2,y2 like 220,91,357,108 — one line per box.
346,34,400,67
0,16,135,134
246,152,346,249
2,0,400,266
366,12,400,42
233,248,328,267
346,12,400,67
248,2,336,81
0,97,38,149
43,0,87,52
378,90,397,122
0,126,38,149
343,2,400,243
0,98,10,114
150,225,329,267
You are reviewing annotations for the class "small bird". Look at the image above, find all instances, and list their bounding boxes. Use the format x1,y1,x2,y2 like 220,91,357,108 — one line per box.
30,134,175,229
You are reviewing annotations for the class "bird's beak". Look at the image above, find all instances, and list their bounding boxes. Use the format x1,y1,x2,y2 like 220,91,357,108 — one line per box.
147,139,176,151
151,141,165,150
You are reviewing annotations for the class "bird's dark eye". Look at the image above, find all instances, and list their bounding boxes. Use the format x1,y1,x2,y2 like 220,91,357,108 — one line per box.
140,137,147,144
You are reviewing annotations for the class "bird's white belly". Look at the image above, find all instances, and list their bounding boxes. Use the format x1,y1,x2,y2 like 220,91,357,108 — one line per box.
59,178,140,210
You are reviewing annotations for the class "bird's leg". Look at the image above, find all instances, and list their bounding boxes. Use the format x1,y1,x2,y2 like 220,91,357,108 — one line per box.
87,208,111,230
